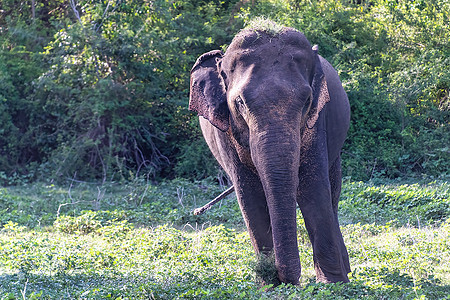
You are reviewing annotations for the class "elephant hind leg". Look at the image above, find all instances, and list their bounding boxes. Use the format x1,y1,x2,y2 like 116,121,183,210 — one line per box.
329,155,351,274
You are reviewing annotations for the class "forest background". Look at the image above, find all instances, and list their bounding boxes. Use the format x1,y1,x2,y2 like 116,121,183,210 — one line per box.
0,0,448,184
0,1,449,298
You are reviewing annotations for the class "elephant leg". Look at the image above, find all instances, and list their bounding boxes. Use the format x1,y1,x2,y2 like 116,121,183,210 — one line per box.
329,156,342,216
329,155,351,274
232,165,273,255
297,154,349,283
200,119,273,253
230,164,281,285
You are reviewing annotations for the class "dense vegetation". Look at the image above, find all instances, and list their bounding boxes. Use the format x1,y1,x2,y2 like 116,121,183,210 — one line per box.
0,179,449,298
0,0,448,183
1,1,449,298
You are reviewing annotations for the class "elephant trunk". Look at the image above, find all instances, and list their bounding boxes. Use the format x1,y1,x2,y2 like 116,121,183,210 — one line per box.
250,128,301,284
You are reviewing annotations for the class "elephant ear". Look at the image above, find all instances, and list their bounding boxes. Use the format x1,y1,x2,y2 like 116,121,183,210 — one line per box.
306,45,330,129
189,50,229,132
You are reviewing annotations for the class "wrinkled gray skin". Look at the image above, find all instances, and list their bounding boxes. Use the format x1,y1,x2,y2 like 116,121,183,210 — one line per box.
189,27,351,285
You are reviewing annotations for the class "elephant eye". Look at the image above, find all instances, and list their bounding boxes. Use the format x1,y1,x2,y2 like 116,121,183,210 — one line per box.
235,96,247,116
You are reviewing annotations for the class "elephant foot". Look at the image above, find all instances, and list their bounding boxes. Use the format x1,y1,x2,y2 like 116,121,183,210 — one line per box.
314,262,350,283
315,273,349,284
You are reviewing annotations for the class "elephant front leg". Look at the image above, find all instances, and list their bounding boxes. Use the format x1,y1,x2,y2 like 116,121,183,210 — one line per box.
232,165,273,255
297,180,349,283
231,165,281,285
297,157,350,283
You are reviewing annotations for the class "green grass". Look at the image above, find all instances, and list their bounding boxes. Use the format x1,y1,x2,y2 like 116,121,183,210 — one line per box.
0,179,449,299
244,17,285,36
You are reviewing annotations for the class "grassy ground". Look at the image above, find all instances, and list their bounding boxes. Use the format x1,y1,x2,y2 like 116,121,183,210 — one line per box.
0,178,449,299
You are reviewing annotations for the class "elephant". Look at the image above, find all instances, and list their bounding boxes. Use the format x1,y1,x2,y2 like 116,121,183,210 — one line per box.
189,25,351,285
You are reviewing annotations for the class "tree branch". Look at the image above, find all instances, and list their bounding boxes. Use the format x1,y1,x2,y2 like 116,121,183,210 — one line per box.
193,186,234,215
69,0,83,27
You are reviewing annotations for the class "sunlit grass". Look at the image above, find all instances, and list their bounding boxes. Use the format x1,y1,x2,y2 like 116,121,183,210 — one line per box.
244,16,285,35
0,179,449,298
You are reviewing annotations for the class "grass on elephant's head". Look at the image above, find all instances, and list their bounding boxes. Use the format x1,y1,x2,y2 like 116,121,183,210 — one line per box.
244,17,285,36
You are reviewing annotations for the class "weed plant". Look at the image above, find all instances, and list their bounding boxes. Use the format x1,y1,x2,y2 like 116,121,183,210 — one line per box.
0,179,449,298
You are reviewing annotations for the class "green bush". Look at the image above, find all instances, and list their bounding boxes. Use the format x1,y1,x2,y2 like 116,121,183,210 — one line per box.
242,0,449,180
53,210,134,235
0,0,240,182
0,0,448,181
54,212,102,234
174,138,219,179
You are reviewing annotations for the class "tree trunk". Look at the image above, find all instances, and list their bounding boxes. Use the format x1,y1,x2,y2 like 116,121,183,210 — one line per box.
31,0,36,20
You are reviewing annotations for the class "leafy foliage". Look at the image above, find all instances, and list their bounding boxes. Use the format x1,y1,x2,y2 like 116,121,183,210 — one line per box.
339,180,450,226
0,179,449,298
0,178,242,229
0,0,448,182
239,0,449,180
0,0,241,182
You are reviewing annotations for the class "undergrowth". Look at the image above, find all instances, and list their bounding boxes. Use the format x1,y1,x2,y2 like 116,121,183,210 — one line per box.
0,179,449,299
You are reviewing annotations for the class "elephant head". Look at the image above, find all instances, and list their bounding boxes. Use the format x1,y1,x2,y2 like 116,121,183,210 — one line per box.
189,26,347,285
190,28,329,133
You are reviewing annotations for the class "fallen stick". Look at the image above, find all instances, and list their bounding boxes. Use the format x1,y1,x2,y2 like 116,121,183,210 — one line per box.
193,186,235,215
